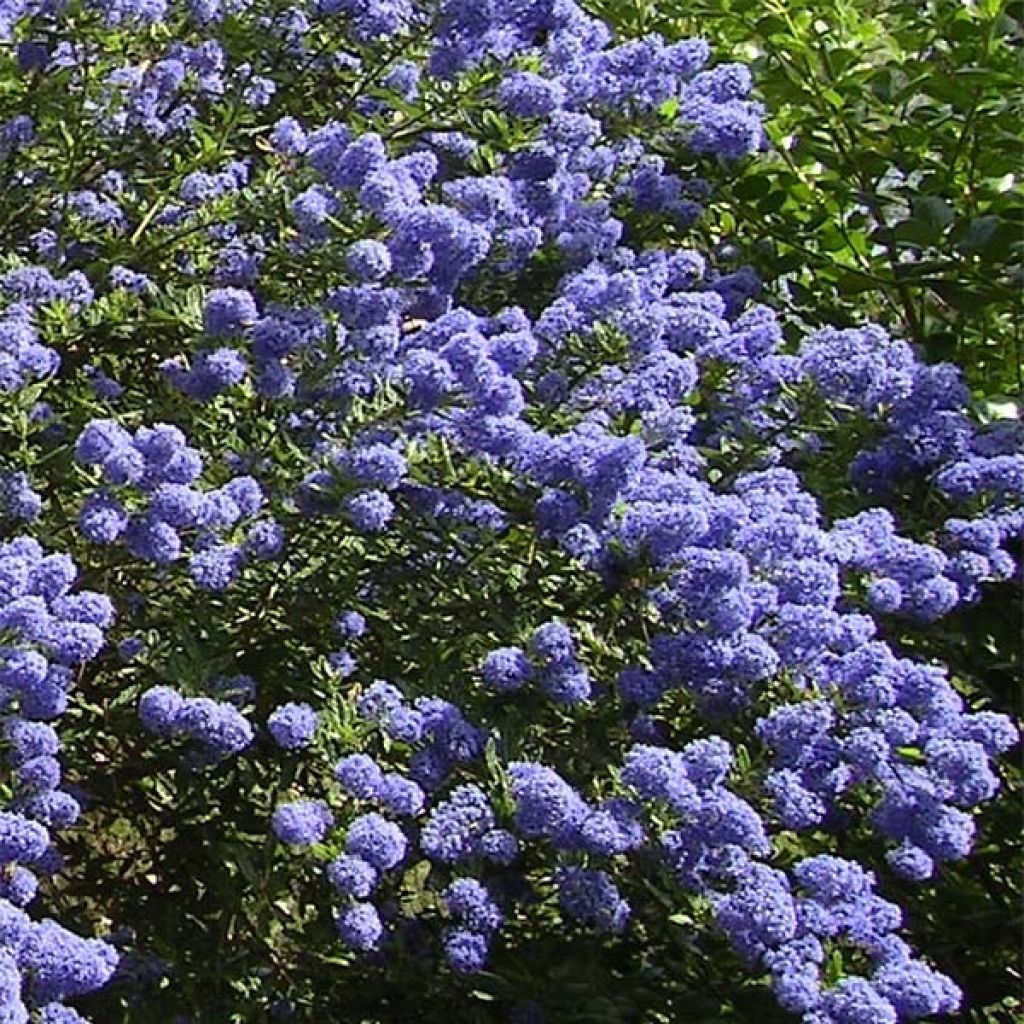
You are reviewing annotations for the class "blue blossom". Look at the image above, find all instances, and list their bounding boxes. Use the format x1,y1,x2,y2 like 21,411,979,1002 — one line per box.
420,785,495,863
345,813,407,871
346,240,392,282
481,647,533,692
714,863,797,959
335,902,383,952
556,867,630,934
272,800,334,847
188,544,244,591
344,490,395,532
498,72,565,117
329,650,358,677
244,520,285,559
334,754,384,800
443,878,502,934
378,774,425,817
479,829,518,865
4,722,59,764
0,866,37,907
0,3,1010,1017
0,813,49,865
177,697,254,757
442,928,488,974
530,621,575,664
38,1005,90,1024
334,610,367,639
873,959,961,1018
202,288,258,337
172,347,248,400
267,703,318,750
270,116,306,155
508,762,587,843
356,681,403,721
326,855,378,899
819,977,897,1024
0,473,42,522
16,919,119,1003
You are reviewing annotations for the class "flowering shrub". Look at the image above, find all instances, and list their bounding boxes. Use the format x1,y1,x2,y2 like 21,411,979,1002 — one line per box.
0,1,1018,1022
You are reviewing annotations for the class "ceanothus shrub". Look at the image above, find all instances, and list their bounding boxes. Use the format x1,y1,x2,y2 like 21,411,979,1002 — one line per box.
0,0,1016,1022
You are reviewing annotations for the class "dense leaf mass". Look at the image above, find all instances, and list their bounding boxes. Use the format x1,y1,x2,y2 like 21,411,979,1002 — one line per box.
0,1,1018,1022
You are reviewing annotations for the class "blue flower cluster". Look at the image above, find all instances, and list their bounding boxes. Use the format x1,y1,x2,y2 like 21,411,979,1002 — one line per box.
0,302,59,395
267,702,318,750
139,684,254,761
0,539,118,1018
75,419,281,588
715,856,962,1020
482,621,592,704
272,800,334,848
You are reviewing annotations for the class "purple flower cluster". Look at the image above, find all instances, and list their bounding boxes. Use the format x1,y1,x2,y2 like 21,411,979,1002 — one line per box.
0,538,117,1017
441,878,503,972
715,856,962,1020
0,910,118,1018
0,472,43,524
297,440,407,532
480,620,591,703
334,751,425,818
0,304,59,395
267,702,318,750
139,685,254,760
328,812,407,951
245,131,1015,988
75,419,279,588
350,681,486,792
272,800,334,848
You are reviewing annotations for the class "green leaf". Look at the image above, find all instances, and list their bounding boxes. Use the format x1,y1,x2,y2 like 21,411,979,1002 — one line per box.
891,219,935,247
928,280,991,313
835,271,877,294
956,215,1001,252
912,196,955,233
